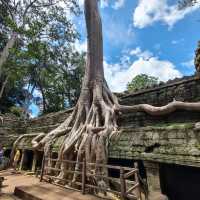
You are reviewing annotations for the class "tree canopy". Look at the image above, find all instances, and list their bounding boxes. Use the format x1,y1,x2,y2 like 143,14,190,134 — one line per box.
0,0,85,117
127,74,159,92
178,0,199,9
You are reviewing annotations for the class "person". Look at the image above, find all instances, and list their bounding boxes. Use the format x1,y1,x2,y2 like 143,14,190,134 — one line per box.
0,145,3,165
13,149,21,170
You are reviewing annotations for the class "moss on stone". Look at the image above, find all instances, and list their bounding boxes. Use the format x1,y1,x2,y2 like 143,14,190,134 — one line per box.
146,122,194,130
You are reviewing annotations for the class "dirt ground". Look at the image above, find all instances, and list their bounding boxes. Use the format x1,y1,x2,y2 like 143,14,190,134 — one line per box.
0,169,164,200
0,169,101,200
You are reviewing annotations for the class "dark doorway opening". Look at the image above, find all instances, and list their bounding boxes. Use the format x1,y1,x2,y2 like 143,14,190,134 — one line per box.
23,150,33,170
160,163,200,200
4,149,11,158
36,151,43,169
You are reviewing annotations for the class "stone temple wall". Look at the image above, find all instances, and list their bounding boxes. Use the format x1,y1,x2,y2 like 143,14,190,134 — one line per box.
119,75,200,128
1,75,200,198
1,75,200,166
0,109,72,148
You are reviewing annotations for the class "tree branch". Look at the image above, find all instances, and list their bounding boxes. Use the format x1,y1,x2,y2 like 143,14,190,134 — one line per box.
22,0,38,26
0,0,15,20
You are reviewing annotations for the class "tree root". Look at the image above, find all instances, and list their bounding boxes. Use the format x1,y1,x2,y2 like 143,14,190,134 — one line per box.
32,80,119,191
0,116,3,125
10,133,41,165
119,99,200,116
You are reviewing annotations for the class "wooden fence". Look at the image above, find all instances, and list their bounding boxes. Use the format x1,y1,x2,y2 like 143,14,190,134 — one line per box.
40,156,143,200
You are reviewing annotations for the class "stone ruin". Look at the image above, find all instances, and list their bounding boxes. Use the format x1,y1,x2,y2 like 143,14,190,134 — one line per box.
1,75,200,200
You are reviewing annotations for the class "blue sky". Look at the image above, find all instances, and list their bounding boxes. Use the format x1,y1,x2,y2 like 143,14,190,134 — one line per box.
30,0,200,117
74,0,200,92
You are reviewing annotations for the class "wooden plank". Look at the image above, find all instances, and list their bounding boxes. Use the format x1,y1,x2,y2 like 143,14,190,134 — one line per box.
87,163,133,171
45,167,82,175
126,183,139,194
40,155,45,182
45,159,135,171
134,162,142,200
45,167,61,172
124,169,138,179
120,167,126,200
44,175,70,182
46,158,80,164
82,159,86,195
86,173,120,182
76,182,121,196
126,193,138,200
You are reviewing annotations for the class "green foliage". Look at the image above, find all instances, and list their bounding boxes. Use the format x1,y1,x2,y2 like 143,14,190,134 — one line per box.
127,74,158,92
0,0,84,115
178,0,198,9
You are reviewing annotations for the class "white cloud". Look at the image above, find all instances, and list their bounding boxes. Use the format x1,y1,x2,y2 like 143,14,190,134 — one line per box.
133,0,200,29
112,0,125,10
171,38,184,45
181,59,194,68
130,47,153,60
101,0,109,8
74,40,87,53
104,47,182,92
103,13,135,47
78,0,84,7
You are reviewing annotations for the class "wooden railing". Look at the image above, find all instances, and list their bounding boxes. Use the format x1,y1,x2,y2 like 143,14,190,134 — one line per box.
40,156,143,200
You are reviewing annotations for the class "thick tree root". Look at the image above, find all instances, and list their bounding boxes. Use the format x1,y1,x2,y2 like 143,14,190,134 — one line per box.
0,116,3,125
119,99,200,116
32,80,119,192
10,133,41,164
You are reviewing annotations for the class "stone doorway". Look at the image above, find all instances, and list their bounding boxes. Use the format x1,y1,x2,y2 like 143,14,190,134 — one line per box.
21,150,33,170
160,163,200,200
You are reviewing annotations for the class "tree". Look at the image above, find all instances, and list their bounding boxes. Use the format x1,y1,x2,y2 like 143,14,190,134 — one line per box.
178,0,199,9
195,41,200,74
0,0,79,103
127,74,158,92
0,0,83,115
0,0,79,69
33,0,120,187
31,0,200,194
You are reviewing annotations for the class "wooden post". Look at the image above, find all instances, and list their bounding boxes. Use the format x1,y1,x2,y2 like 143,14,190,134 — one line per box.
40,155,45,182
82,158,86,195
120,167,126,200
134,162,142,200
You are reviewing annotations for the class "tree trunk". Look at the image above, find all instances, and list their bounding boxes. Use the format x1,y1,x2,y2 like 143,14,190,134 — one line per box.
0,75,9,100
32,0,119,191
38,82,47,113
0,33,17,78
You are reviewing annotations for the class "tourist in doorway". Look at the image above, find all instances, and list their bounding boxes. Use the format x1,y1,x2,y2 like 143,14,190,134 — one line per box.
13,149,21,170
